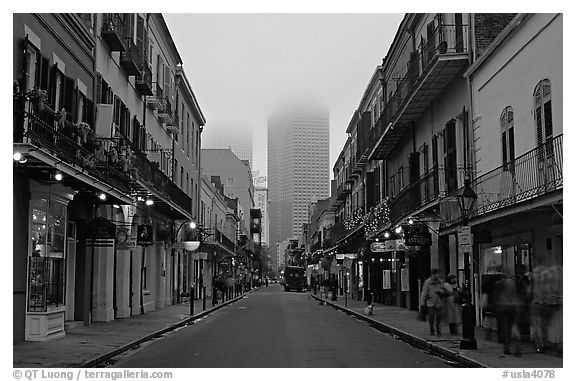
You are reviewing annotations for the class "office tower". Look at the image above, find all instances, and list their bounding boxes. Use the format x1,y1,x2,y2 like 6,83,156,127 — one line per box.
267,104,330,250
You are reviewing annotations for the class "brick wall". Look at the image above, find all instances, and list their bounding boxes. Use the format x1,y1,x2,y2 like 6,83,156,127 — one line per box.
474,14,517,57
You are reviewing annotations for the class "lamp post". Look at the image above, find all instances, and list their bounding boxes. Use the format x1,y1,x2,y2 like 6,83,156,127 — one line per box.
174,221,203,316
456,177,478,350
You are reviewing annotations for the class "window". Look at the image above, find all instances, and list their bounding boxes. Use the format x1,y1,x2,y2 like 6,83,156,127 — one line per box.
28,197,67,311
534,79,553,159
500,106,515,171
227,177,235,187
180,166,184,189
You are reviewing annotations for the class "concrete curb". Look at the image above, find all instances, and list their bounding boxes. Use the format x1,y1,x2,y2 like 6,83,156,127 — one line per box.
76,288,260,368
311,294,489,368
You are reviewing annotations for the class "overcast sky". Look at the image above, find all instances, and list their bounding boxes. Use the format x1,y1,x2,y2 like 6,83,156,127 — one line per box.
163,13,404,178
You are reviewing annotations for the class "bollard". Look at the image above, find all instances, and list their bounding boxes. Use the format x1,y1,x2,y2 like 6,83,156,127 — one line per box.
203,286,206,310
190,286,195,316
212,286,218,306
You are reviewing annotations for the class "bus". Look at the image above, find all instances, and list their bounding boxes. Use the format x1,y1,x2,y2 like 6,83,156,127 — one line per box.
283,266,306,292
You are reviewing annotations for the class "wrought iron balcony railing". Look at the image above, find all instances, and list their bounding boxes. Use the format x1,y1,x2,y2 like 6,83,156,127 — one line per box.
146,83,164,110
440,134,563,228
135,62,153,96
388,166,441,225
101,13,126,52
19,103,132,194
131,150,192,213
367,23,470,161
473,134,563,216
120,38,142,77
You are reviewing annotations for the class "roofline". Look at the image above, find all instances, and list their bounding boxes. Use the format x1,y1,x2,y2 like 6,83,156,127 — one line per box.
155,14,183,66
464,13,533,78
176,66,207,126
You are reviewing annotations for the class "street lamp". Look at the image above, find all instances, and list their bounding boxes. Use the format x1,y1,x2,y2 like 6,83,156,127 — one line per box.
174,220,203,315
456,177,478,350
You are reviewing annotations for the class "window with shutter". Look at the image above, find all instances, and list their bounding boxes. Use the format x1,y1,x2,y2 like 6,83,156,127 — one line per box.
534,79,552,160
500,106,515,170
40,57,49,92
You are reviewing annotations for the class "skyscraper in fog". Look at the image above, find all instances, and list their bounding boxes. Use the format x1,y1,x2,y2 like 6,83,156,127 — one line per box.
202,123,253,169
267,105,330,250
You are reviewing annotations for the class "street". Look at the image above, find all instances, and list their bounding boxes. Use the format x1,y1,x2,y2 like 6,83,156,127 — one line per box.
110,285,450,367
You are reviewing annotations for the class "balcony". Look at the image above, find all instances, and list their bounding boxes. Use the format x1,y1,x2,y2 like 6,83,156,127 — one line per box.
101,14,126,52
19,104,132,195
369,24,470,161
166,113,179,135
135,62,153,96
146,83,164,110
388,166,441,225
130,151,192,217
326,221,347,247
120,39,141,77
159,99,173,125
440,135,563,228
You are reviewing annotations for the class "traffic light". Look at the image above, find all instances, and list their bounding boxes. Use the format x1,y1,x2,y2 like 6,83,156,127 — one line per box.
250,209,262,235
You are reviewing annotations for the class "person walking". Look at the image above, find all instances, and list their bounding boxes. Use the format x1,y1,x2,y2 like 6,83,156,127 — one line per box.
493,272,521,356
443,273,461,335
420,269,447,335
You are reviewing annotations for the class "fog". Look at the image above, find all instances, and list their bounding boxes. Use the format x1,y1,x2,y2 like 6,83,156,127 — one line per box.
163,13,404,177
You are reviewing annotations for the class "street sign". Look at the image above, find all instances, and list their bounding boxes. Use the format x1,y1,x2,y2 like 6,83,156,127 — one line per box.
116,238,136,250
458,226,472,253
404,224,432,247
137,225,153,247
86,217,116,239
335,253,358,260
370,242,386,252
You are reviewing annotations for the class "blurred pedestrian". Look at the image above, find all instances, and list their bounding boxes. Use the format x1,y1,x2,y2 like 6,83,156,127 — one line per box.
443,273,461,335
493,272,521,356
531,256,563,355
420,269,447,335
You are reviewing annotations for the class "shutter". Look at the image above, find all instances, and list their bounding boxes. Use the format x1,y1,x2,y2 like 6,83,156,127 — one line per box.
84,99,94,126
40,57,49,91
96,73,102,103
136,15,145,62
543,100,553,139
64,77,75,122
34,52,42,88
48,64,58,109
501,131,508,166
544,100,553,157
508,127,515,162
535,104,543,147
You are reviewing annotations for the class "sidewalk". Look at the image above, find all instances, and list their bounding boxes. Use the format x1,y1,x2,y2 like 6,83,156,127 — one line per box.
311,292,562,368
13,290,257,368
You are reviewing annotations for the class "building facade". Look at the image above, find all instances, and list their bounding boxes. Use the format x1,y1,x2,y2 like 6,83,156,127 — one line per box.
325,12,562,348
13,13,205,343
200,148,255,232
267,104,330,251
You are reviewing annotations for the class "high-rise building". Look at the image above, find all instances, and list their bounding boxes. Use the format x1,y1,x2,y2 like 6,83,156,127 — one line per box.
267,104,330,250
202,123,253,169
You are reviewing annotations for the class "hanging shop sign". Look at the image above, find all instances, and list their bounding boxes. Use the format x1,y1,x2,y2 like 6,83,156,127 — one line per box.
335,253,358,260
137,224,153,247
457,226,472,253
86,217,116,239
373,239,406,252
115,228,136,249
401,268,410,291
404,224,432,247
191,252,208,260
383,269,391,289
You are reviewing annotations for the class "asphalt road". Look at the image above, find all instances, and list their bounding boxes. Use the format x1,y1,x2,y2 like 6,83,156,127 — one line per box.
111,284,450,367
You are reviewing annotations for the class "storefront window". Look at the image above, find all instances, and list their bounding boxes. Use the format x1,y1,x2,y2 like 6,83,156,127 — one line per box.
28,198,66,312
